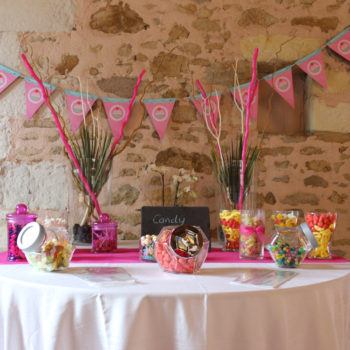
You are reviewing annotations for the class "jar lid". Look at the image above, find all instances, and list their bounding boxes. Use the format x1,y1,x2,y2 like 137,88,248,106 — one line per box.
6,203,37,221
300,222,318,249
93,213,117,229
17,222,46,253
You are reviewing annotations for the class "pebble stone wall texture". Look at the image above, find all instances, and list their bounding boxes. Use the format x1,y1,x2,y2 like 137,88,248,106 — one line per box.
0,0,349,256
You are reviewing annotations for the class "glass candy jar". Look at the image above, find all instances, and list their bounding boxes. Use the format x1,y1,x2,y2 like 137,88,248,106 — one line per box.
6,204,37,261
305,212,337,259
92,214,117,253
239,209,265,259
17,222,74,271
268,223,316,268
219,209,240,251
155,225,209,274
140,234,157,262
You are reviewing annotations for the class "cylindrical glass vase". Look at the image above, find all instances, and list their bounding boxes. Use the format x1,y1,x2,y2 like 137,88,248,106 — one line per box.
92,214,117,253
239,209,265,259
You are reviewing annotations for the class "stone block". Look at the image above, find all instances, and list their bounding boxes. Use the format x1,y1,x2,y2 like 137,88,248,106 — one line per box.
0,0,75,32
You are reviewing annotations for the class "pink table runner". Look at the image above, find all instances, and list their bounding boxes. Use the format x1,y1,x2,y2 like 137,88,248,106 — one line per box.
0,248,349,265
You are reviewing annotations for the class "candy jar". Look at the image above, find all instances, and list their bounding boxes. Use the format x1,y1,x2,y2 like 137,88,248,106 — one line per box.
6,204,37,261
17,222,74,271
219,209,240,251
267,223,316,268
271,210,299,228
140,234,157,262
155,225,209,274
239,209,265,259
305,212,337,259
92,214,117,253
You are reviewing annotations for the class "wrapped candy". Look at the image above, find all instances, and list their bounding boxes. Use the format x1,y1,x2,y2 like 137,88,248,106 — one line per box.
155,225,209,274
306,212,336,259
239,210,265,259
219,209,240,251
140,234,157,262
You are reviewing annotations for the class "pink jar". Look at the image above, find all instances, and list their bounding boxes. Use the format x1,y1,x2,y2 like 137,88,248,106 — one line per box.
6,204,37,261
92,214,117,253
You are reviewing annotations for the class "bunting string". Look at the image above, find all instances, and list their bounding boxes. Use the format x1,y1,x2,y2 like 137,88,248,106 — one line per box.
1,27,350,138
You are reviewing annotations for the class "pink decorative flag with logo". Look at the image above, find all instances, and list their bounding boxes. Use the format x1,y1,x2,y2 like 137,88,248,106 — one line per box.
25,78,56,119
327,28,350,62
264,67,295,108
65,90,97,133
144,98,176,140
230,81,259,119
0,64,21,95
191,93,221,126
297,50,327,88
102,97,131,140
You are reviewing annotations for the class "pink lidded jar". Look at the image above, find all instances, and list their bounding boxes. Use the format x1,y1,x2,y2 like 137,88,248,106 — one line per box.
6,204,37,261
92,214,117,253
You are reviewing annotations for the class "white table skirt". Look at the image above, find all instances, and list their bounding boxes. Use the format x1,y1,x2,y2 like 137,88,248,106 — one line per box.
1,262,350,350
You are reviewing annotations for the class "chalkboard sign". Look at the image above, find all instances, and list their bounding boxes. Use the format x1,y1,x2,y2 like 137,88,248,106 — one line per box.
141,206,211,243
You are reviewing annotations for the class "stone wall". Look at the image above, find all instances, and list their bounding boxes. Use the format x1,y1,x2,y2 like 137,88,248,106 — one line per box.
0,0,349,256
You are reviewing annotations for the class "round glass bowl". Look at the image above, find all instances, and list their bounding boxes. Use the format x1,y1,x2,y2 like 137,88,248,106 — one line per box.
155,225,209,274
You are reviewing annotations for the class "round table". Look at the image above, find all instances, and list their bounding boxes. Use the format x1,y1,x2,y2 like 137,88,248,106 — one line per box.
1,262,350,350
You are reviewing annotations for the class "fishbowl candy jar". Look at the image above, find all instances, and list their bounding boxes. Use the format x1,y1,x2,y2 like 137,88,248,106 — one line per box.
140,234,157,262
219,209,240,251
239,209,265,259
305,212,337,259
155,225,209,274
267,223,316,268
6,204,37,261
271,210,299,228
17,222,74,271
92,214,117,253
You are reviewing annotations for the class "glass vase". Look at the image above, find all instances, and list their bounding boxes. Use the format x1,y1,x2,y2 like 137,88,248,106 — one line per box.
239,209,265,259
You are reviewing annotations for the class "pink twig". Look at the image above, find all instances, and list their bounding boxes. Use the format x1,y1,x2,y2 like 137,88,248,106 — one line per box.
109,69,146,157
238,48,259,210
21,53,103,217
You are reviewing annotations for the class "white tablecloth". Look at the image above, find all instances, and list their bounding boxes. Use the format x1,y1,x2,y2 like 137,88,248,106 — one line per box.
1,262,350,350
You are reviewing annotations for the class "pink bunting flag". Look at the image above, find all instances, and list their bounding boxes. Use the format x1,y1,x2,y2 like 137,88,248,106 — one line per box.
144,98,176,140
102,97,131,140
230,82,259,119
65,90,97,133
191,93,221,126
0,64,21,95
327,28,350,62
25,78,55,119
297,50,327,88
264,68,295,108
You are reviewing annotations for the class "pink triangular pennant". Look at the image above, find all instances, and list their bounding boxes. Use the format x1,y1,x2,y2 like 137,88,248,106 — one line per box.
65,91,97,133
0,65,20,95
328,29,350,62
191,94,221,126
297,51,327,88
264,68,295,108
102,98,130,140
231,82,259,119
144,98,175,140
25,79,55,119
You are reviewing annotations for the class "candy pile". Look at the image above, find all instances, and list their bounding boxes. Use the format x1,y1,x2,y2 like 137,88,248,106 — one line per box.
239,211,265,259
306,212,336,259
268,228,308,268
25,237,74,272
271,211,298,228
155,226,209,274
140,234,157,261
219,210,240,251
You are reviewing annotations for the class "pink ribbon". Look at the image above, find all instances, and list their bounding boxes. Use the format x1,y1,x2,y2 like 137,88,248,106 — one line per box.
240,224,265,243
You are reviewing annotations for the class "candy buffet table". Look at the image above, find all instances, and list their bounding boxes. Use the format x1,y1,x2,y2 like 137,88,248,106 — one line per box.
0,251,350,350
